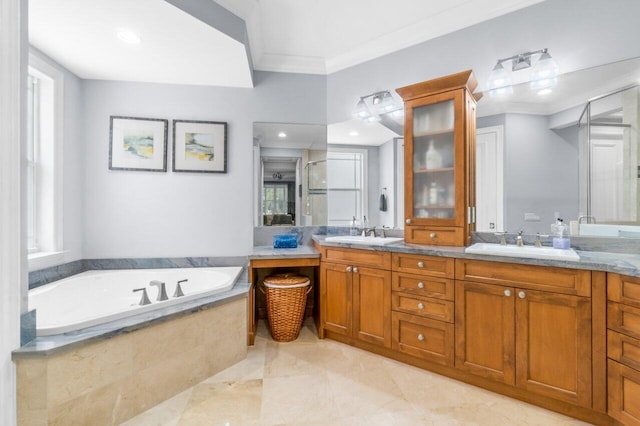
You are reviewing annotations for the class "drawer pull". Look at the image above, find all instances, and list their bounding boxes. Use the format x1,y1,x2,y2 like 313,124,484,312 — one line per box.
417,333,425,341
417,261,425,268
417,302,425,310
518,291,526,299
430,233,437,238
504,289,512,297
417,282,425,289
406,218,412,224
346,266,352,272
353,267,359,273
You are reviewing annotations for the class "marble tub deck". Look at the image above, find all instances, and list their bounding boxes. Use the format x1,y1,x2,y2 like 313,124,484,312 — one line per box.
123,319,590,426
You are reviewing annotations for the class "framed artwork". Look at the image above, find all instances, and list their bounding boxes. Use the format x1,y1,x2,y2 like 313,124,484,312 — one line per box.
109,116,168,171
173,120,227,173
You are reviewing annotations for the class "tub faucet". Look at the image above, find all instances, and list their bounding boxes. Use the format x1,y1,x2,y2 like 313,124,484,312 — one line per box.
150,280,168,301
133,288,151,306
174,279,187,297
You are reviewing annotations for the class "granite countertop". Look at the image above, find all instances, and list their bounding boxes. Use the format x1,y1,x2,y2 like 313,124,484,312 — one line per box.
249,245,320,260
312,235,640,278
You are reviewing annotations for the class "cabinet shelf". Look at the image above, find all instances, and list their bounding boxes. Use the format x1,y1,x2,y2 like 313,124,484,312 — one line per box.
415,205,455,209
414,129,454,138
415,167,454,174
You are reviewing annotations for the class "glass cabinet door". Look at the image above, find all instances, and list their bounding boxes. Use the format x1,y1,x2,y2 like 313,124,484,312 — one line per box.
408,91,461,224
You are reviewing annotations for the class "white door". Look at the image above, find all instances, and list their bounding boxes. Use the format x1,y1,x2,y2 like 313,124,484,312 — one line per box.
591,138,623,222
476,126,504,232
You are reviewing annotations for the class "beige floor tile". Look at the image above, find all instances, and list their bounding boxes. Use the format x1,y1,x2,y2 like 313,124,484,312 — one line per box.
120,388,192,426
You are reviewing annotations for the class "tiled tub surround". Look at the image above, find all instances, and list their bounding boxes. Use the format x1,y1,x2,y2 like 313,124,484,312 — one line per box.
15,297,247,425
16,257,251,425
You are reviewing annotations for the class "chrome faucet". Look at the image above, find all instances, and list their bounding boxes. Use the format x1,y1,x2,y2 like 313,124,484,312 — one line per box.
534,233,549,248
494,232,507,245
361,227,376,237
133,288,151,305
516,230,524,247
149,280,168,301
174,279,187,297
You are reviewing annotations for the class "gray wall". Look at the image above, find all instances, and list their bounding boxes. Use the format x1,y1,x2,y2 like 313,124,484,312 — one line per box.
82,72,326,258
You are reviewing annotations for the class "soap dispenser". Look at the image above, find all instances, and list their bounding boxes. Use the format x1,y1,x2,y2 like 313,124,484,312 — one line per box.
551,218,570,249
350,216,358,236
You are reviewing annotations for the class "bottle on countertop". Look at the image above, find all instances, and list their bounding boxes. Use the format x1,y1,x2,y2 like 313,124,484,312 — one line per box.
350,216,358,236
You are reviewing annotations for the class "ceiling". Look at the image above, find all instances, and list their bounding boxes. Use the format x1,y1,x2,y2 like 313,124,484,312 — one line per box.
28,0,544,87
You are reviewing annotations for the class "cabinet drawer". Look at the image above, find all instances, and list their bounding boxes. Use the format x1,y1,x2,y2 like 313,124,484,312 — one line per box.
392,293,454,322
608,359,640,425
321,246,391,269
392,272,454,300
609,273,640,309
454,259,591,297
608,330,640,372
405,225,465,247
609,302,640,340
392,311,454,366
391,253,454,278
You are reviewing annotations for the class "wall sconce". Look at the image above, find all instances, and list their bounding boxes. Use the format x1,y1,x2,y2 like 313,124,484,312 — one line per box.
487,48,559,96
352,90,403,123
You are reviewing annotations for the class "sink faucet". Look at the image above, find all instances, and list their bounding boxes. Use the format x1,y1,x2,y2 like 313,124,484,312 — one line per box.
133,288,151,305
534,233,549,248
149,280,168,301
494,232,507,246
516,230,524,247
361,227,376,237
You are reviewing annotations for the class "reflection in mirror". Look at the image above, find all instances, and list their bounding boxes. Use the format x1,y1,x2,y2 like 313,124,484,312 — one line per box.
253,122,327,226
476,57,640,236
327,119,403,229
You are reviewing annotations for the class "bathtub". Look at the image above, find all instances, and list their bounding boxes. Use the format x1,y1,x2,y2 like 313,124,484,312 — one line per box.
29,266,243,336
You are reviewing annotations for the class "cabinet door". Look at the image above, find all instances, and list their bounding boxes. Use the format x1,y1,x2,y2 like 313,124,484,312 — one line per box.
455,281,515,384
515,289,592,408
320,262,352,337
405,90,464,227
353,265,391,348
609,359,640,425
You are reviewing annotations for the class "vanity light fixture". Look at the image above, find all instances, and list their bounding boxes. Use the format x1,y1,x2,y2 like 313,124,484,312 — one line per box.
487,48,559,96
352,90,403,123
115,28,141,45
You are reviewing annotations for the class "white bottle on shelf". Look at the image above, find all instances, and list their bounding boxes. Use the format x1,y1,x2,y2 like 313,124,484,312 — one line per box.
425,140,443,170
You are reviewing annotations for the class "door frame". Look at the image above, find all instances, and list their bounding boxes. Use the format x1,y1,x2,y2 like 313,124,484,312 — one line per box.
476,125,504,232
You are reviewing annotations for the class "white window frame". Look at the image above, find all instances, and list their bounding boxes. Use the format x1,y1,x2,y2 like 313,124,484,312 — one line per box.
327,148,368,226
27,52,64,269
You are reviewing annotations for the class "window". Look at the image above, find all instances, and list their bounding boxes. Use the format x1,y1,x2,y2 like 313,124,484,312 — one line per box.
263,183,288,215
327,149,367,226
27,53,63,264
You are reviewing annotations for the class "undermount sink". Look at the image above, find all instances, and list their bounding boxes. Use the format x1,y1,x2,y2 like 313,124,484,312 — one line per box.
324,235,404,246
465,243,580,262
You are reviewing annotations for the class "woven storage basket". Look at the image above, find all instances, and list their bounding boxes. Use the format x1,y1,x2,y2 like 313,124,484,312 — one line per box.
262,272,311,342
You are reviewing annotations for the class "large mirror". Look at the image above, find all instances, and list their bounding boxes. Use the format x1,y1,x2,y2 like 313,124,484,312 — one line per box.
253,122,327,227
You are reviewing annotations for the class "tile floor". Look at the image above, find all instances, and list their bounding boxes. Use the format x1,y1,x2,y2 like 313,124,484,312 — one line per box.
122,319,592,425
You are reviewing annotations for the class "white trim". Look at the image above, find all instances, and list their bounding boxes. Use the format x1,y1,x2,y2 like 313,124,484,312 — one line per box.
477,125,504,231
27,250,69,272
0,0,23,423
27,51,64,257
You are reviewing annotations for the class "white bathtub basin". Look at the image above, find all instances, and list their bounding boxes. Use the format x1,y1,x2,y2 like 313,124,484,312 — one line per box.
465,243,580,262
324,235,404,246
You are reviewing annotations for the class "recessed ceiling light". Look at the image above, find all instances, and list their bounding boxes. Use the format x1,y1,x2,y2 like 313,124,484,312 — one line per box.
537,88,553,96
115,28,141,44
278,132,287,138
348,131,359,137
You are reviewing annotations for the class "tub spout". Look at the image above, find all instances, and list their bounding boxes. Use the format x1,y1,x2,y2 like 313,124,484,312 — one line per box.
149,280,168,301
174,279,187,297
133,288,151,306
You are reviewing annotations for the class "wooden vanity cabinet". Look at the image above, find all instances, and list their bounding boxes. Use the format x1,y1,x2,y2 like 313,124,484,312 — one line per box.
396,70,478,246
454,259,593,408
607,273,640,425
319,246,392,348
391,253,455,366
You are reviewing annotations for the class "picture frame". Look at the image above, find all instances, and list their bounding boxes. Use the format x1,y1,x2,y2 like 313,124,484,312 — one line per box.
109,116,168,172
173,120,227,173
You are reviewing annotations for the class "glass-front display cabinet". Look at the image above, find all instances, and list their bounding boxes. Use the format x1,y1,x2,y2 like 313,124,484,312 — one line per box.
396,70,478,246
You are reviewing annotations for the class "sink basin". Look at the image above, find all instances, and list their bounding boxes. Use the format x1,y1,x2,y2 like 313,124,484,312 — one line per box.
324,235,404,246
465,243,580,262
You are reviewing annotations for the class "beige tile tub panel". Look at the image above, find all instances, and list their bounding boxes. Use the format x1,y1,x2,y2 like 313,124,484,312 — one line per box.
203,299,248,376
46,333,134,407
16,358,48,426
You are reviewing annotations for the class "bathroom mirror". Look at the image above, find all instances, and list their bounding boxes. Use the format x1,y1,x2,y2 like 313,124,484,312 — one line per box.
253,122,327,227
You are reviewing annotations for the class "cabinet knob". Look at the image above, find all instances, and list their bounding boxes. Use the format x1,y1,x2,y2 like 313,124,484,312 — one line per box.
406,218,412,224
417,261,424,268
353,267,359,273
518,291,526,299
430,233,437,239
417,302,425,310
417,282,425,289
504,289,512,297
346,266,352,272
417,333,425,341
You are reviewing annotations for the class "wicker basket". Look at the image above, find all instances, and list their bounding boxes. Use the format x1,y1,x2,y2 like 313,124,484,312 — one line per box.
262,273,311,342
